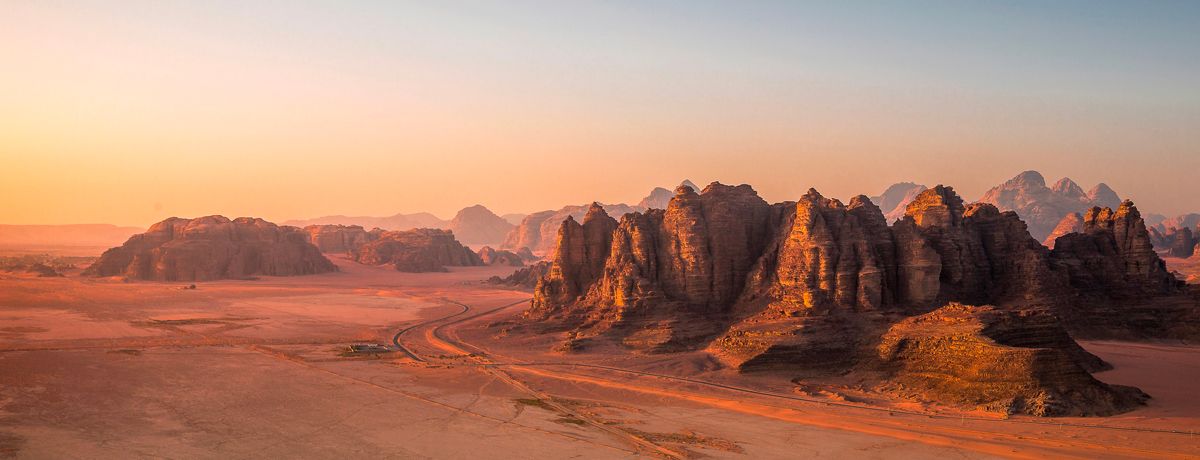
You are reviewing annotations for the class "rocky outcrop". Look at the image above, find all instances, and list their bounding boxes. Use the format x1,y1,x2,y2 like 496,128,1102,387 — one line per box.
521,181,1194,415
1149,225,1199,256
871,182,927,223
1043,213,1084,248
1168,227,1197,258
488,261,550,289
84,216,335,281
1050,201,1181,299
302,224,376,253
529,203,620,315
502,203,640,256
477,246,525,266
351,228,482,272
875,304,1147,416
529,184,775,350
979,171,1120,242
448,205,514,246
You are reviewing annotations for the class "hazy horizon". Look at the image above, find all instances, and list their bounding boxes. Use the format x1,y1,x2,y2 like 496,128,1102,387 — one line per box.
3,1,1198,227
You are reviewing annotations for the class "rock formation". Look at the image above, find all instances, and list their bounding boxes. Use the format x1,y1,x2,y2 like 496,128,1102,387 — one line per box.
302,224,376,253
1168,227,1197,258
502,203,640,256
1148,225,1200,256
84,216,336,281
477,246,525,266
875,304,1147,416
522,180,1195,414
448,205,514,246
1050,201,1180,299
978,171,1120,242
1043,213,1084,248
871,182,927,223
352,228,481,272
488,261,550,288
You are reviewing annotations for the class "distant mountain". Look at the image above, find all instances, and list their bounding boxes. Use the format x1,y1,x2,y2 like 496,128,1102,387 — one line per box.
502,181,694,256
283,212,447,231
448,205,514,246
870,182,928,223
978,171,1120,242
637,180,698,209
502,202,641,256
1158,214,1200,233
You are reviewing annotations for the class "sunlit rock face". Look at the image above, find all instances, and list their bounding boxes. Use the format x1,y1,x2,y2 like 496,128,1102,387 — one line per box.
1051,201,1180,298
522,179,1197,414
875,304,1148,417
871,182,927,223
85,216,335,281
351,228,481,273
978,171,1122,242
476,246,525,267
1043,213,1085,248
448,205,514,246
531,182,1189,353
302,224,376,253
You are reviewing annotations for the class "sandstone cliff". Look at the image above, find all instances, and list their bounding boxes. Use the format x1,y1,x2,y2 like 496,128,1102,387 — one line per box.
351,228,481,272
448,205,514,246
302,224,376,253
502,203,640,256
1043,213,1085,248
870,182,927,223
488,261,550,289
875,304,1147,416
84,216,335,281
521,180,1195,414
477,246,525,266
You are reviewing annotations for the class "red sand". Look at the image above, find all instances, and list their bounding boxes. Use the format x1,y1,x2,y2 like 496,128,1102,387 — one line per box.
1,256,1197,459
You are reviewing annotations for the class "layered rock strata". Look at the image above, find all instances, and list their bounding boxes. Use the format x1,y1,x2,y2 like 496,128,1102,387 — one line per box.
875,304,1147,416
352,228,481,272
303,224,376,253
523,181,1195,414
85,216,335,281
477,246,526,266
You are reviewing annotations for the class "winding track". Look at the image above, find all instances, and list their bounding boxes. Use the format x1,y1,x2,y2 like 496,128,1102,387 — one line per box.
394,297,1200,440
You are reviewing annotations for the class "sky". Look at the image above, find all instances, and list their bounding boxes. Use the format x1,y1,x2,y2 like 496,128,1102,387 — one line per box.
2,0,1198,227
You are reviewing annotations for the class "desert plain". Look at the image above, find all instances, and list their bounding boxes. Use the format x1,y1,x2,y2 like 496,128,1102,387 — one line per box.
1,255,1197,459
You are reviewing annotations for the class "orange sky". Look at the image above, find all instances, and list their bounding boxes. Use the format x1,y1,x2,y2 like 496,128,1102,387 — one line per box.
2,2,1197,227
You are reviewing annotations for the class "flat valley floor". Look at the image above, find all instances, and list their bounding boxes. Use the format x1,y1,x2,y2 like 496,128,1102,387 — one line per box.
2,257,1198,459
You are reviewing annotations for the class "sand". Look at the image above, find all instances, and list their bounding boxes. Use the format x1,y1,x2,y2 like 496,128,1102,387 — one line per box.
1,256,1197,459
